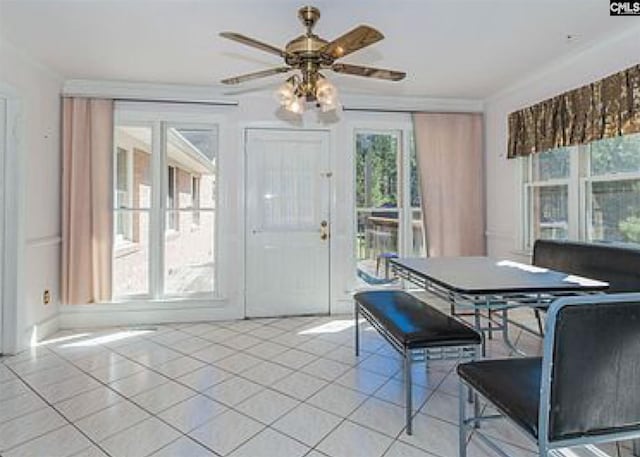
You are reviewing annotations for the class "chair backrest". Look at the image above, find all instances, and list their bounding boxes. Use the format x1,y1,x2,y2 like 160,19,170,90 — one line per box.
541,293,640,443
533,239,640,292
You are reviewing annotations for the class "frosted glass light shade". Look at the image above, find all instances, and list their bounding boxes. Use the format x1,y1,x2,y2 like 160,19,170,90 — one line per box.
275,81,295,106
286,96,305,114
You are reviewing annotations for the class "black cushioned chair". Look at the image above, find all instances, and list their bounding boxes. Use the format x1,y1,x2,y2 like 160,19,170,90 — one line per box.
458,293,640,457
354,290,481,435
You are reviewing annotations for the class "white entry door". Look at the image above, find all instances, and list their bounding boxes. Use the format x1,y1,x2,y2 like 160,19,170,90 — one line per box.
245,128,331,317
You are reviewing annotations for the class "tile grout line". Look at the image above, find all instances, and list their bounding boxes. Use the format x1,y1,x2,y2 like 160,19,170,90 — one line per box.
46,322,350,456
3,316,475,457
2,362,114,457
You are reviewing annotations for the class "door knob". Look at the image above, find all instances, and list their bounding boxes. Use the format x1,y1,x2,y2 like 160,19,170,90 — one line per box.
320,220,329,240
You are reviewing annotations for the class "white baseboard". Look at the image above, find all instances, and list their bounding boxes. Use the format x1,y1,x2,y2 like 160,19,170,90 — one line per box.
59,302,243,329
22,314,60,349
331,298,355,315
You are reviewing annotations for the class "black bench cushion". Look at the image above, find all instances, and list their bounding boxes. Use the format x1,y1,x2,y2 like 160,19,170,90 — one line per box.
458,357,542,439
533,240,640,293
354,290,481,349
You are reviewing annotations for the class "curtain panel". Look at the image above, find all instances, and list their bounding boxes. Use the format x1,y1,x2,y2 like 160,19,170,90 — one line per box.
413,113,485,257
508,63,640,158
61,97,114,305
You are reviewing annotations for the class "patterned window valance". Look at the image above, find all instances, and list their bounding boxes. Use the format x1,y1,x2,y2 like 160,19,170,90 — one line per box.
508,63,640,158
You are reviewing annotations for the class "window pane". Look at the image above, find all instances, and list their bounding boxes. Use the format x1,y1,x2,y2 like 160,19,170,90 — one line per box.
113,211,149,297
356,209,399,282
528,185,568,244
590,133,640,176
174,127,218,162
531,147,571,181
355,133,398,208
589,180,640,243
167,126,216,210
114,126,152,209
165,210,214,294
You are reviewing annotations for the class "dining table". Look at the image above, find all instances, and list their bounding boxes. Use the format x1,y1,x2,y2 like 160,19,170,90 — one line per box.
390,256,609,356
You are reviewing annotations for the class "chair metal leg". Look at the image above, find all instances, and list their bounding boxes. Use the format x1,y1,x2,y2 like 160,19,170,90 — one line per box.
473,392,480,429
538,442,549,457
474,309,486,357
354,302,360,357
405,350,413,435
487,309,494,340
534,309,544,336
459,381,468,457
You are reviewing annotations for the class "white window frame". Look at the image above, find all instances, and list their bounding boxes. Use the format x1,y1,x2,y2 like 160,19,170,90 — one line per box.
113,105,222,302
114,146,134,243
520,138,640,250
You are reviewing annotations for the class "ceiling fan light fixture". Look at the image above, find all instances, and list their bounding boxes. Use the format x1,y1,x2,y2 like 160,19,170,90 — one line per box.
319,98,340,113
275,77,297,106
286,95,306,114
315,78,336,103
315,78,340,112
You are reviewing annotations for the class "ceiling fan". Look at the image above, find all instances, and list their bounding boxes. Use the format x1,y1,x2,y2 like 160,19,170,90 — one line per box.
219,6,406,113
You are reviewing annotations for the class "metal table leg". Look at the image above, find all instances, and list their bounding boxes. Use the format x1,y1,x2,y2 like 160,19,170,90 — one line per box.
474,308,485,357
633,439,640,456
501,308,526,356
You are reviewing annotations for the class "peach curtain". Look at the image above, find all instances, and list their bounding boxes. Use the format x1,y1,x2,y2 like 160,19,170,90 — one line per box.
61,98,113,304
413,113,485,257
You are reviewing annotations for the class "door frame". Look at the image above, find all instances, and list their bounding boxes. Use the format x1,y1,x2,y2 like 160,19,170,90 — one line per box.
348,118,417,285
242,126,334,318
0,84,25,354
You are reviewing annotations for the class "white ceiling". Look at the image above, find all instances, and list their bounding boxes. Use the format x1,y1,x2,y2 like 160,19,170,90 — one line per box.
0,0,636,99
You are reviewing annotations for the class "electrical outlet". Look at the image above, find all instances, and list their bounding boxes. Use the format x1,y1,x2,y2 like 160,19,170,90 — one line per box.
43,289,51,305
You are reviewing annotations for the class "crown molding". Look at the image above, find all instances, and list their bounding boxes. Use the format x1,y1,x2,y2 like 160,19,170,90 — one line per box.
63,79,239,104
64,79,483,113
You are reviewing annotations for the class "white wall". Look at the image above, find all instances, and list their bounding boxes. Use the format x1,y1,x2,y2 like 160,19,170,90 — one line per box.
0,39,63,351
484,25,640,262
57,87,480,328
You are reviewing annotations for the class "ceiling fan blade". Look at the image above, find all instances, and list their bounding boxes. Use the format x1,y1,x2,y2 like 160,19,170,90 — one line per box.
221,67,292,85
220,32,289,59
322,25,384,59
332,63,406,81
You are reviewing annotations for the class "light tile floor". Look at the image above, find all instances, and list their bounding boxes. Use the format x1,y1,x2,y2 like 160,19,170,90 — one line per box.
0,301,636,457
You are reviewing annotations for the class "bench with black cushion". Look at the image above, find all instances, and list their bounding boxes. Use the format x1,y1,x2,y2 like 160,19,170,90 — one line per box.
457,293,640,457
525,240,640,334
354,290,481,435
533,240,640,293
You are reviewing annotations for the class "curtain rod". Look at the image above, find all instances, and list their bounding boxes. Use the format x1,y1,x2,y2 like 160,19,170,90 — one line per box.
342,107,480,115
113,97,239,106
